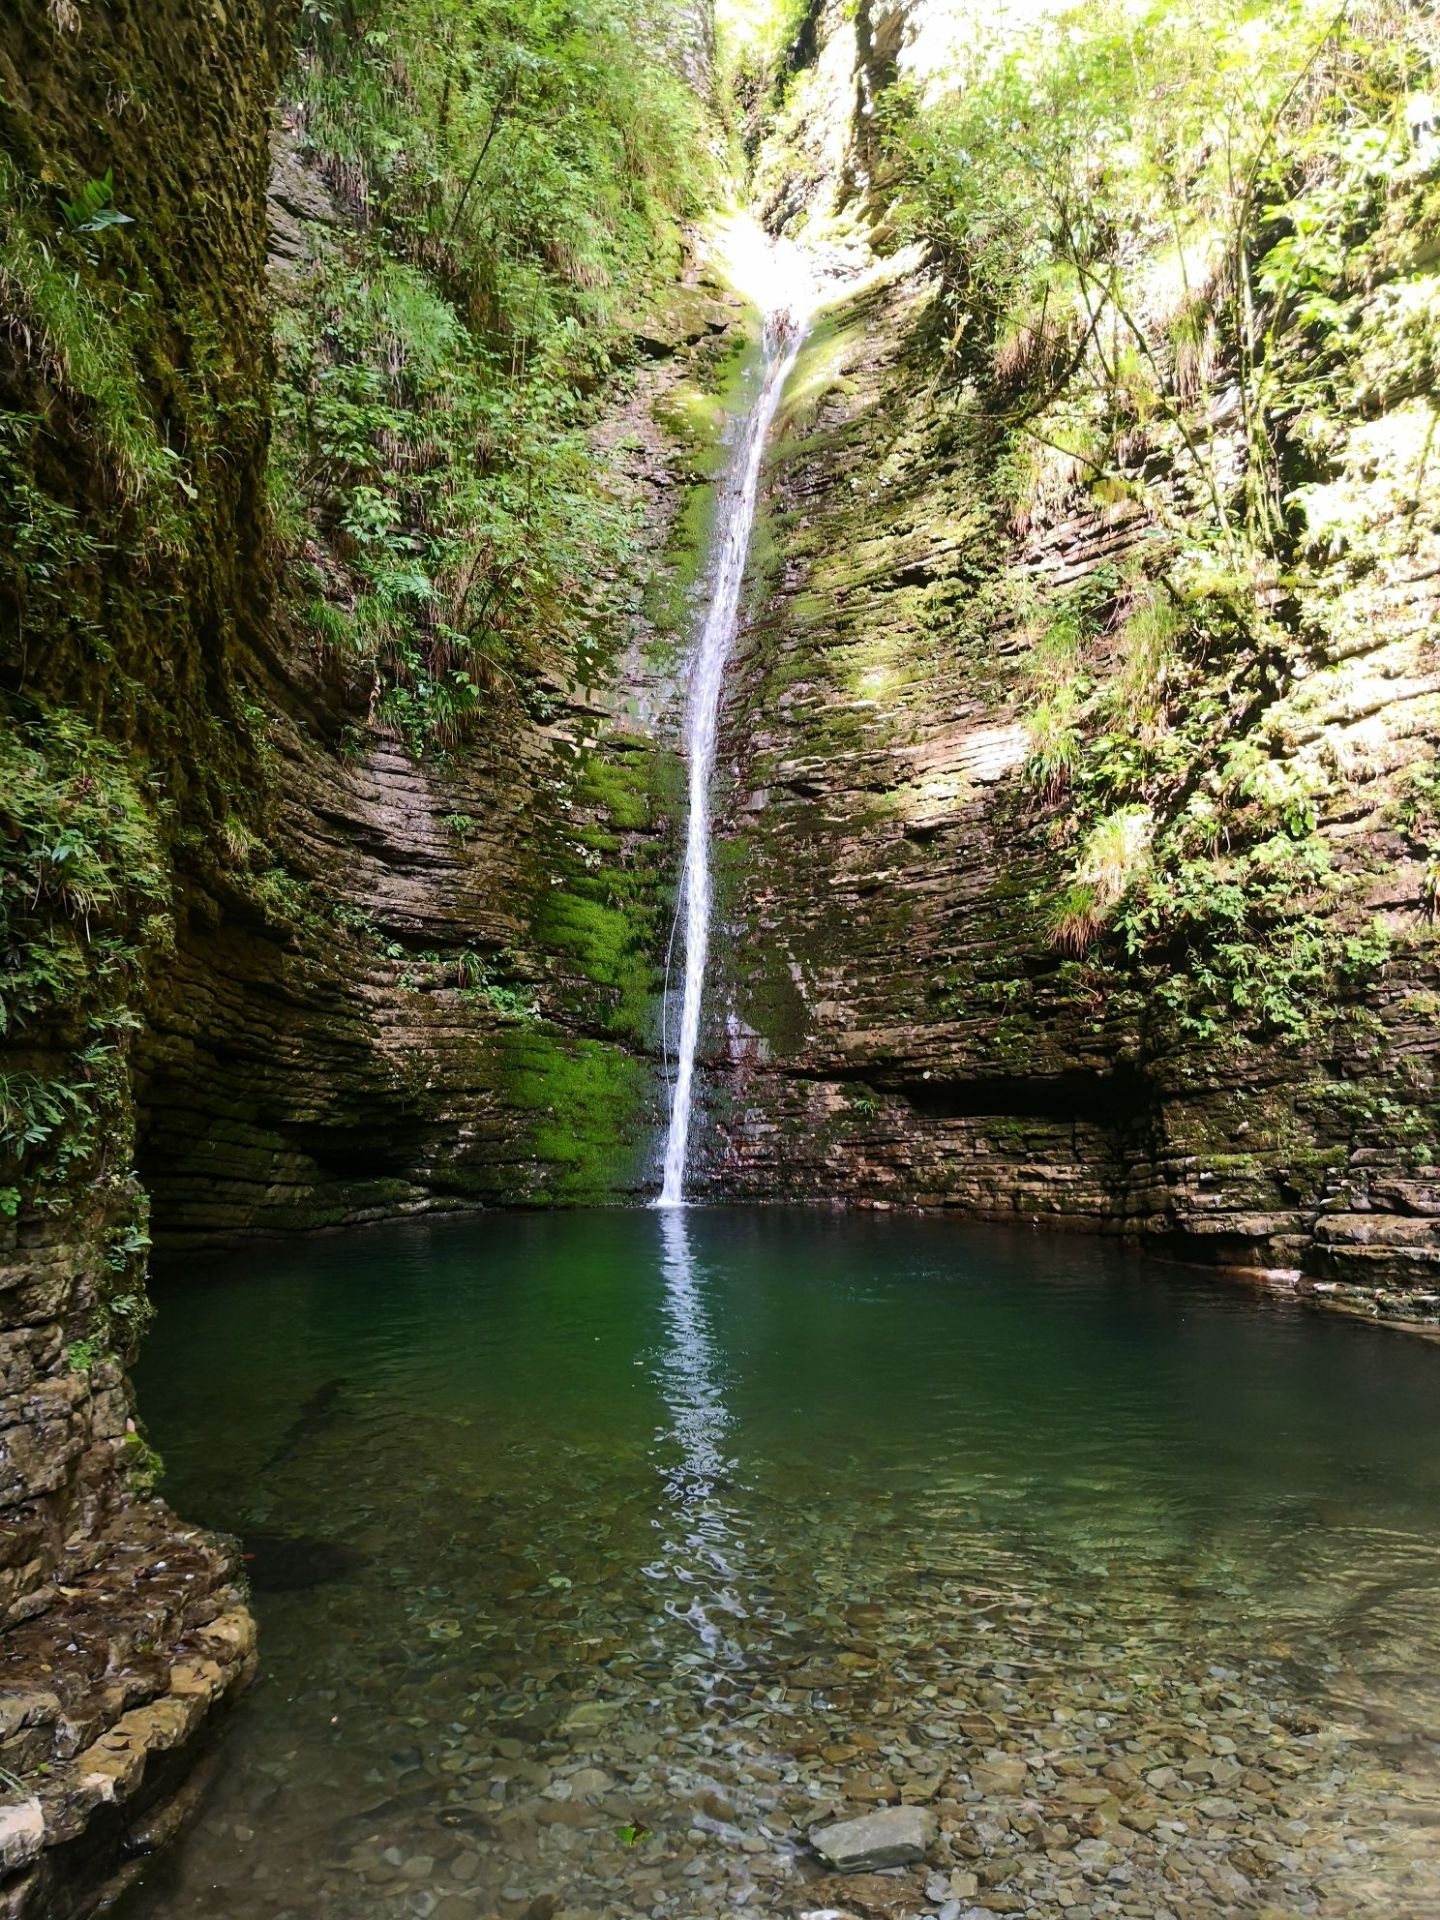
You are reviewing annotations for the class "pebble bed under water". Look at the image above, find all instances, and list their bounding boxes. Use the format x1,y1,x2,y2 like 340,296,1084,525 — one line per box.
120,1209,1440,1920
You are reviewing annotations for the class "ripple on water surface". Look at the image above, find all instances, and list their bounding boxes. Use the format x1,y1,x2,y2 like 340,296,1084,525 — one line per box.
119,1210,1440,1920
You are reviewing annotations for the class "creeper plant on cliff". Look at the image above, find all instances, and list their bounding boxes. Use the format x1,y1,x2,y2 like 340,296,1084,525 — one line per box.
272,0,712,751
881,0,1438,1044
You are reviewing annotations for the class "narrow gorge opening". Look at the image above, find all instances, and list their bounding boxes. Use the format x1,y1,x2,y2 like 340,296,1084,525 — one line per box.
2,0,1439,1915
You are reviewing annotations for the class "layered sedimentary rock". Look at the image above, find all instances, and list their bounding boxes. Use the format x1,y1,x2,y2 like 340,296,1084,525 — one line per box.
697,155,1440,1300
133,581,673,1241
0,3,282,1908
130,248,753,1240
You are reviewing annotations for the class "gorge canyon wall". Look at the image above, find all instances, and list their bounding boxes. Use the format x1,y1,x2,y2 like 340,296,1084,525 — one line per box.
707,251,1440,1292
694,0,1440,1308
2,0,1439,1909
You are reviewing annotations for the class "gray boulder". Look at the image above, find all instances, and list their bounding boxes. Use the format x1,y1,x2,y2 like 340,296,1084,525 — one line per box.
810,1805,937,1871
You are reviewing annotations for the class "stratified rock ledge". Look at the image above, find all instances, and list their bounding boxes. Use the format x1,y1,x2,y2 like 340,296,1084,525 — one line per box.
0,1503,254,1920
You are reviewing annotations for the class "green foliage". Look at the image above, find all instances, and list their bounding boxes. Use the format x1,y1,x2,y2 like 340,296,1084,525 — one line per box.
1023,691,1083,802
98,1281,155,1355
454,946,539,1021
881,0,1433,559
716,0,816,138
1045,881,1104,957
1043,807,1155,954
0,708,167,1365
295,0,706,341
0,415,110,643
1109,590,1184,728
122,1428,164,1497
1010,564,1395,1039
274,252,640,747
274,0,713,749
251,863,317,926
333,900,381,939
0,1071,92,1158
1115,834,1324,1039
0,711,167,1047
472,979,539,1022
0,158,186,514
56,170,135,237
843,1083,880,1118
1393,754,1440,922
879,0,1427,1049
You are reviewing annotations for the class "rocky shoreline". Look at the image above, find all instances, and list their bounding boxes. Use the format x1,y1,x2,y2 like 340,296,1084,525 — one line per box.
0,1502,252,1920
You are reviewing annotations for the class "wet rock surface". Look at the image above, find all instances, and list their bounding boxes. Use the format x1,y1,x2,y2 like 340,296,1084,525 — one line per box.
0,1503,254,1919
812,1806,937,1870
701,215,1440,1303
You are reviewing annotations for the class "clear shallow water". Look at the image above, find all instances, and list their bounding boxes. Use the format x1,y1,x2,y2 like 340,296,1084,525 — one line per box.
120,1210,1440,1919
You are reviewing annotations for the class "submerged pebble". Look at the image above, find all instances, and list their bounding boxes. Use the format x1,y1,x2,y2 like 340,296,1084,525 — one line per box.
119,1213,1440,1919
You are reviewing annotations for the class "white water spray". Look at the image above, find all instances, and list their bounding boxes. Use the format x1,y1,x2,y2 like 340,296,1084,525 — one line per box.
658,254,812,1207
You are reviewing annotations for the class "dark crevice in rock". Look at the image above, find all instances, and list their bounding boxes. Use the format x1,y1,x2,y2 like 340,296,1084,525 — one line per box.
888,1068,1154,1126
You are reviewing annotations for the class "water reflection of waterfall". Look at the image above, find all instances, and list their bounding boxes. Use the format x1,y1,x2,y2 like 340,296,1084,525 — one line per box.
658,265,813,1206
646,1210,749,1679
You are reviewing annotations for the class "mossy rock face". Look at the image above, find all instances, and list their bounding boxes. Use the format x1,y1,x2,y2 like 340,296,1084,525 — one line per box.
658,0,1440,1276
631,282,738,357
0,0,768,1256
0,3,291,1912
694,216,1440,1293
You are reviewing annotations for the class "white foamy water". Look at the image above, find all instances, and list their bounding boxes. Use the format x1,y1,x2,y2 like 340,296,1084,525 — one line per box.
658,252,812,1207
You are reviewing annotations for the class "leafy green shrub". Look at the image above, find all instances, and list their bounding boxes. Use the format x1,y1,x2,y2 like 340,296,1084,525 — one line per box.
273,0,713,750
0,711,167,1044
56,170,135,237
880,0,1433,557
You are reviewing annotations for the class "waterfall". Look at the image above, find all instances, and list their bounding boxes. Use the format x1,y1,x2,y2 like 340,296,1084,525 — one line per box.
658,293,809,1208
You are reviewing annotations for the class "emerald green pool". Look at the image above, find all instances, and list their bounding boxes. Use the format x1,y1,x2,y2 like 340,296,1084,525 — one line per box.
119,1210,1440,1918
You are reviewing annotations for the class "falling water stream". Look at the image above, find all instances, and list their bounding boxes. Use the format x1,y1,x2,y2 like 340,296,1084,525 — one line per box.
659,272,811,1205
